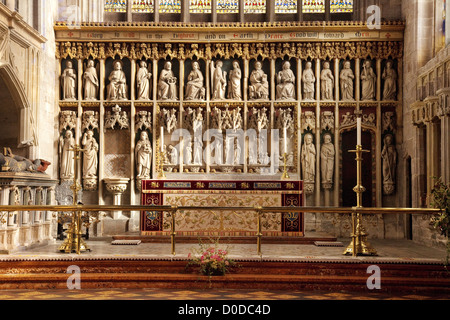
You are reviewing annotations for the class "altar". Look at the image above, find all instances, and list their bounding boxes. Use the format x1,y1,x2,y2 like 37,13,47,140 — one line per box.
141,180,304,237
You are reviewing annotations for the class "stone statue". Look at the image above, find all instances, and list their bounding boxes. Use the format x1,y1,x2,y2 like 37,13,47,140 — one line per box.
321,61,334,100
228,60,242,100
382,61,397,101
0,149,50,174
83,60,99,100
211,60,227,100
184,140,192,165
158,61,178,100
135,131,152,179
361,60,376,101
168,144,178,165
276,61,296,100
320,134,335,188
61,60,76,100
136,61,152,100
381,134,397,195
59,130,75,180
249,61,269,100
234,138,241,166
302,61,315,100
185,61,205,100
301,133,316,182
340,61,355,101
106,61,128,100
82,130,98,178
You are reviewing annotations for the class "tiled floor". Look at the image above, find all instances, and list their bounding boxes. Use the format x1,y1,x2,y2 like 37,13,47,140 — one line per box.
0,288,448,300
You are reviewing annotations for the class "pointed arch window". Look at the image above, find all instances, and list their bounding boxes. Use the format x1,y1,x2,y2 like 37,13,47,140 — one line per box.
159,0,181,13
244,1,267,14
330,0,353,13
275,0,298,14
217,0,239,14
189,0,212,13
132,0,154,13
105,0,127,12
302,0,325,13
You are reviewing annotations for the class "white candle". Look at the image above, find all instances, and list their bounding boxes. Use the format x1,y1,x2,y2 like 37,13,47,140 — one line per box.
357,117,362,146
284,127,288,154
160,127,164,152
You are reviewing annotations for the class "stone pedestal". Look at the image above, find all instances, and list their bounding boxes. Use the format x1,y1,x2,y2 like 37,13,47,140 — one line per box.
103,178,130,235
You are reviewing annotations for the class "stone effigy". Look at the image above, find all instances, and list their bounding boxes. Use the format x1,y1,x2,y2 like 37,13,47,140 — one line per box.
0,149,51,173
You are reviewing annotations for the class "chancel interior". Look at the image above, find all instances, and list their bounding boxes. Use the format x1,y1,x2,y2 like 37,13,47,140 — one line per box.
0,0,448,266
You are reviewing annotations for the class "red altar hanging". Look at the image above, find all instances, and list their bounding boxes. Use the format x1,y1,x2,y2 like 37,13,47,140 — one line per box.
140,180,304,237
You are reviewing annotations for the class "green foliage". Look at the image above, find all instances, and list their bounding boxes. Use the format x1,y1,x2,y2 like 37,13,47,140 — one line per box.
430,178,450,238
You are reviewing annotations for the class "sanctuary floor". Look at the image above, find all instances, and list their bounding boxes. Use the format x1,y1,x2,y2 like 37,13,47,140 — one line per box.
3,236,447,263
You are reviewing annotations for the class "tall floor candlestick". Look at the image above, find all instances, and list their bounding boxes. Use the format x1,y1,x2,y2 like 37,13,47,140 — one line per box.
343,144,377,256
59,144,90,254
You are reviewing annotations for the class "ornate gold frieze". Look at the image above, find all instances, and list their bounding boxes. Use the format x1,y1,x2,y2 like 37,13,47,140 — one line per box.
59,101,78,108
56,41,404,61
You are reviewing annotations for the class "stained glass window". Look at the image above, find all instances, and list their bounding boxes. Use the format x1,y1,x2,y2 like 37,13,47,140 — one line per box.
330,0,353,13
217,0,239,14
159,0,181,13
105,0,127,12
275,0,298,14
132,0,154,13
190,0,212,13
302,0,325,13
244,1,267,14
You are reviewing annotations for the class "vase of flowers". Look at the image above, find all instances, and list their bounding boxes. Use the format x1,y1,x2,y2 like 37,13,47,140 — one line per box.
187,239,237,277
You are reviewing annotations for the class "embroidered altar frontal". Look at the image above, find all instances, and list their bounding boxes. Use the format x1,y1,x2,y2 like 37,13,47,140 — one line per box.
141,180,304,237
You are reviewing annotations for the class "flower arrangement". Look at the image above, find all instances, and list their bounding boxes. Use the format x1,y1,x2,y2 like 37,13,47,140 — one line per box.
187,239,237,277
430,178,450,238
430,177,450,266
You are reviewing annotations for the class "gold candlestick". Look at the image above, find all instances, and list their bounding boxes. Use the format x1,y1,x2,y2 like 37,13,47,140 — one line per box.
59,144,90,254
343,145,377,257
281,153,290,180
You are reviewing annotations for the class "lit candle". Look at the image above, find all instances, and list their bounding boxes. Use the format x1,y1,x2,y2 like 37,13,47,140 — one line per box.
357,117,362,146
160,127,164,152
284,127,288,154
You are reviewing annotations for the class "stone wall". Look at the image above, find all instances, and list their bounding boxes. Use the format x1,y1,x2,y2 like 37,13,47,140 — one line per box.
402,0,450,249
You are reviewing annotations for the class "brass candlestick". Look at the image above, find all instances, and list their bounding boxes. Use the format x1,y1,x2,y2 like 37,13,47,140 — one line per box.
281,153,290,180
59,144,90,254
343,145,377,257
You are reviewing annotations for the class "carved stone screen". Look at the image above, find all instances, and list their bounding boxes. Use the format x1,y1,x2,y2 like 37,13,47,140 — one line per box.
55,21,404,210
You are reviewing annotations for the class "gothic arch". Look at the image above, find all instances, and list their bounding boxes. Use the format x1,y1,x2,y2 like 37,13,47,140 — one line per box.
0,61,37,155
